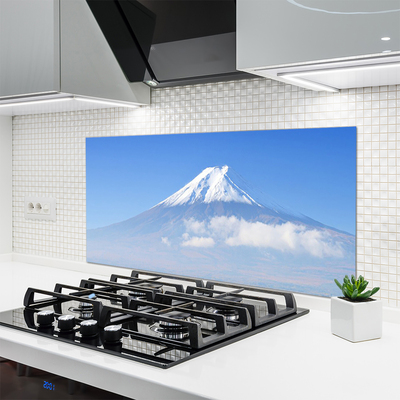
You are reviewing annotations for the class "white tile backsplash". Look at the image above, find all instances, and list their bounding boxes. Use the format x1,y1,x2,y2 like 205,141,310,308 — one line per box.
12,78,400,307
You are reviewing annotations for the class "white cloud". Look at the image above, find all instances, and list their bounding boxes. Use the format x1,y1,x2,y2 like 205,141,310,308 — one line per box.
184,218,207,235
181,216,345,258
161,237,171,246
181,236,215,248
182,232,190,240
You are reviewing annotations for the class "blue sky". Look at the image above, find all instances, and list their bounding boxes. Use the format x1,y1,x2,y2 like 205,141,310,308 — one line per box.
86,127,356,234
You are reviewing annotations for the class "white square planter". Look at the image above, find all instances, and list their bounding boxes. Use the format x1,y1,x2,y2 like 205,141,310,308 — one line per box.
331,297,382,342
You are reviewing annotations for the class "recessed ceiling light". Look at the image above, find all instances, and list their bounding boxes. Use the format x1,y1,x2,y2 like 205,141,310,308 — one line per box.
382,50,392,53
145,79,159,87
381,37,391,41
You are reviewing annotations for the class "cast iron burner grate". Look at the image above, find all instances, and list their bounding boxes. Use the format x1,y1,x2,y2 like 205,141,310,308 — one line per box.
0,269,309,368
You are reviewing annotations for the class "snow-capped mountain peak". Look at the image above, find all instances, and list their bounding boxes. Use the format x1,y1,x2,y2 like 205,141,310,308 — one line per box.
157,166,262,207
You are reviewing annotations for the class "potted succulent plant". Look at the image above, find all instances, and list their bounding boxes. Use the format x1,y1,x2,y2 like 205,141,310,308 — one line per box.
331,275,382,342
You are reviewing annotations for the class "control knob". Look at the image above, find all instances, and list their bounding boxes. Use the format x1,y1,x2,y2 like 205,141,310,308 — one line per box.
80,319,98,337
37,310,55,327
57,314,75,331
103,325,122,343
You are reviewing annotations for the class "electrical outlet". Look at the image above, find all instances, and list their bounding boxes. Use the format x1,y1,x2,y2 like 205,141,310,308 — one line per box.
25,197,56,221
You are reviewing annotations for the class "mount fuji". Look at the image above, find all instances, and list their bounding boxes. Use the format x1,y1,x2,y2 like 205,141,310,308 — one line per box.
87,166,355,296
156,165,263,207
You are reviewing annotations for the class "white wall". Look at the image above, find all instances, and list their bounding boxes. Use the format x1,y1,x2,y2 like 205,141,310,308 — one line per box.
11,78,400,307
0,115,12,253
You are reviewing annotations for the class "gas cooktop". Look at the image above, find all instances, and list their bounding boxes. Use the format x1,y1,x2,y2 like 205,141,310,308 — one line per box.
0,270,309,368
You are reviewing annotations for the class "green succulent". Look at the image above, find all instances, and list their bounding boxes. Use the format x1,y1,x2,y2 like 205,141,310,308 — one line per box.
334,275,380,301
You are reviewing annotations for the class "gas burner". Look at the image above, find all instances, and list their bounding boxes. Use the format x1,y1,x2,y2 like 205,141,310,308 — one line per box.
79,302,94,310
128,290,149,300
151,322,189,340
160,312,191,326
68,302,94,319
79,302,94,319
129,282,163,300
208,295,243,322
150,312,198,340
211,307,240,322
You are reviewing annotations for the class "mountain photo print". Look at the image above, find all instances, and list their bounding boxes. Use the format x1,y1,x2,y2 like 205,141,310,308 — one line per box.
86,128,356,297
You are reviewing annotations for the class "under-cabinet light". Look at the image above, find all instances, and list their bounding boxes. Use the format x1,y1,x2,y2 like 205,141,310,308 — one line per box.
74,96,139,109
281,61,400,78
0,96,140,109
0,97,74,108
280,76,339,92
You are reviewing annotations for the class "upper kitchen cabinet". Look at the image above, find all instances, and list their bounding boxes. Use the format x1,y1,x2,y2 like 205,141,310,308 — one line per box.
237,0,400,91
0,0,149,115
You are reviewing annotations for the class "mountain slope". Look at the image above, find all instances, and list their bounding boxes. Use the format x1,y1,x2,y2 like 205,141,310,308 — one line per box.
87,165,355,297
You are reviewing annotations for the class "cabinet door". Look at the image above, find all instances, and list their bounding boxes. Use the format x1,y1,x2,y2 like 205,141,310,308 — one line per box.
0,0,60,98
237,0,400,70
0,116,11,253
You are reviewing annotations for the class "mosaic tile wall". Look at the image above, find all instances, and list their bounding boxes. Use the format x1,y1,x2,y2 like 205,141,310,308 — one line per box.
12,78,400,306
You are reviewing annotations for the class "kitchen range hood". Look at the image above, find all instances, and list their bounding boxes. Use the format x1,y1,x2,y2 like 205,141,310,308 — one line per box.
0,0,150,116
237,0,400,92
87,0,250,89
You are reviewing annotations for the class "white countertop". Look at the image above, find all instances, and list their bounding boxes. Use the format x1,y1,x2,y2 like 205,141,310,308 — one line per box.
1,257,399,400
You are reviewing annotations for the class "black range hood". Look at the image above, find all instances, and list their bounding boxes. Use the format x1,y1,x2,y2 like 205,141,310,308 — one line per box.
86,0,250,88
